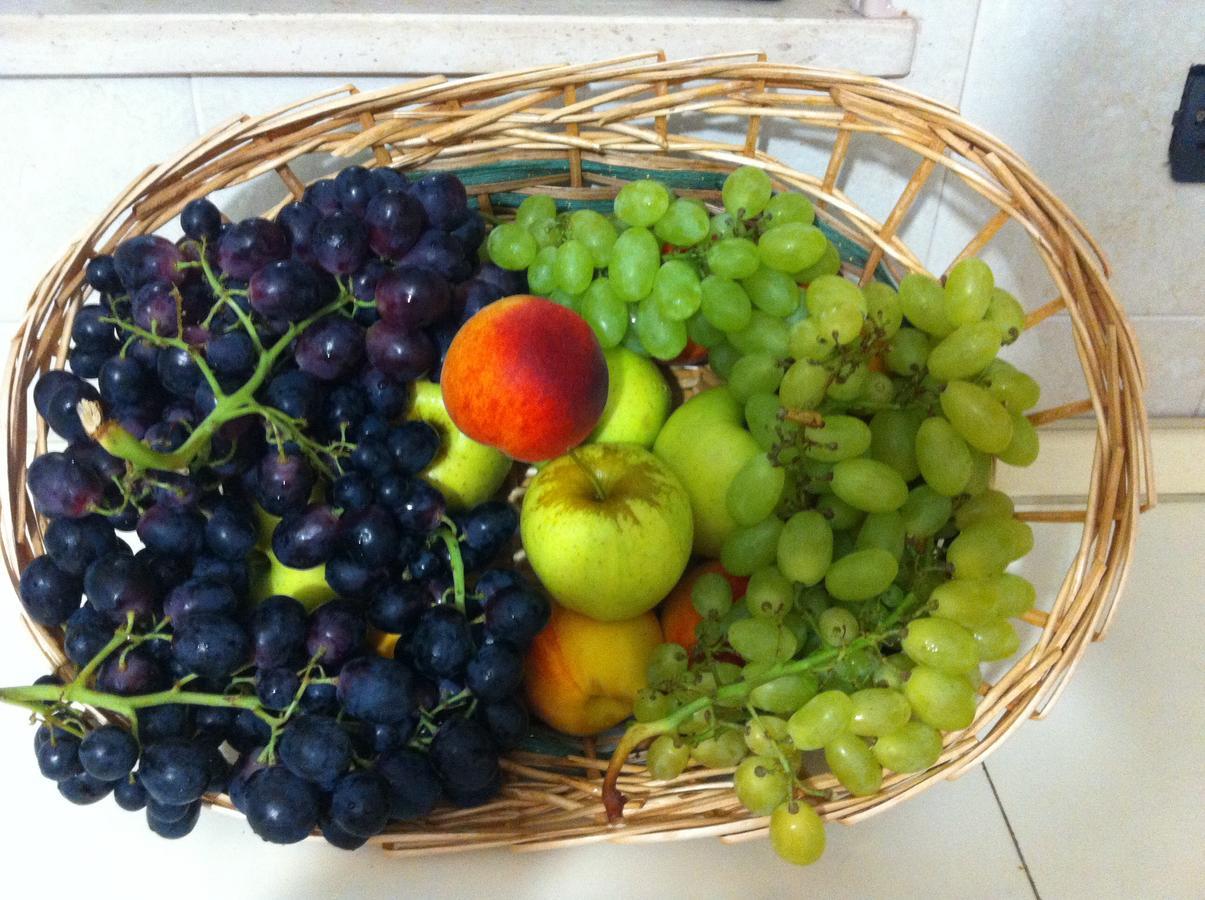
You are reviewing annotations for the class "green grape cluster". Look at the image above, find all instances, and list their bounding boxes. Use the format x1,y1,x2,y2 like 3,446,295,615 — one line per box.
600,168,1044,868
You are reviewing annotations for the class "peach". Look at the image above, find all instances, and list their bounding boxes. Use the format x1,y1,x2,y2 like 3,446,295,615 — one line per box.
524,602,663,737
441,295,609,462
660,561,748,654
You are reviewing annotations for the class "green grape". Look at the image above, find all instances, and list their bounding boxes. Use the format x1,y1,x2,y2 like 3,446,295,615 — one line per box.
848,688,912,737
515,194,557,229
746,565,794,618
728,311,790,357
992,573,1036,618
750,673,819,715
898,273,954,337
805,275,867,316
793,240,841,283
548,289,582,311
857,371,892,406
723,165,774,218
759,223,827,273
707,238,761,280
955,489,1014,529
614,179,671,227
709,341,741,379
635,297,688,360
743,392,786,450
692,730,748,769
646,734,691,781
901,617,980,673
744,715,790,756
856,511,905,560
803,415,872,462
529,216,562,248
651,259,703,321
831,529,857,561
788,318,835,362
798,457,835,495
715,661,744,687
965,449,993,495
926,321,1003,382
915,416,973,496
633,688,676,722
869,409,923,481
825,363,869,402
824,732,882,796
931,578,998,628
948,517,1033,578
900,485,953,537
734,756,791,815
944,258,994,325
885,327,931,375
692,572,733,620
864,282,903,338
788,691,853,750
982,360,1041,413
998,413,1039,467
721,516,785,576
654,198,710,247
777,510,833,586
742,266,800,317
814,493,864,531
817,607,859,647
728,353,784,402
824,548,898,602
569,209,618,267
986,287,1025,344
729,618,797,663
770,801,826,866
609,226,660,301
831,458,909,513
904,666,976,730
552,238,593,295
972,618,1021,661
527,245,558,295
763,192,816,228
709,211,739,241
581,277,627,348
779,359,829,411
677,704,716,736
686,310,726,348
940,380,1014,454
486,222,538,270
700,276,753,333
872,721,942,773
646,642,690,687
816,304,866,346
727,452,787,526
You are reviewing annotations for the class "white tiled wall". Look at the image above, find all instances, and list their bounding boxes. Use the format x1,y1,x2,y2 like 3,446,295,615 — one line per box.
0,0,1201,413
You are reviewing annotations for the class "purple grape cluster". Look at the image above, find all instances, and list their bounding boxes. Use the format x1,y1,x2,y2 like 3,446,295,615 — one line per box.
15,167,551,847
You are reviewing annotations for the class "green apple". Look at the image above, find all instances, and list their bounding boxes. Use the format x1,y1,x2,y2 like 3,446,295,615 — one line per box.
588,347,672,449
408,379,513,509
249,548,337,612
520,443,692,622
653,386,761,558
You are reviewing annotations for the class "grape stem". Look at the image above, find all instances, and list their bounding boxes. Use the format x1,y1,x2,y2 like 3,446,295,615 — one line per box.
434,521,467,613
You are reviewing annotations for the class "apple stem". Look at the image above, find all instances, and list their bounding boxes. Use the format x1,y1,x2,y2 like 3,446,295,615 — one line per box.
567,448,607,501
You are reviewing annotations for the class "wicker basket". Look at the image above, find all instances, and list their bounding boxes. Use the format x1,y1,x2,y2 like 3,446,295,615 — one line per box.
2,53,1152,856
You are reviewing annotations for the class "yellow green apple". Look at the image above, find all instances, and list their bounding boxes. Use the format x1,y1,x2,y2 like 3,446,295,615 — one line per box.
407,379,513,509
520,443,692,621
524,602,663,736
653,386,761,557
588,347,672,448
249,547,337,612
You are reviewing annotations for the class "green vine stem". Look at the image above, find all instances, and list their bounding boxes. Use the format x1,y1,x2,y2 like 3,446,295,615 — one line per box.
435,522,467,613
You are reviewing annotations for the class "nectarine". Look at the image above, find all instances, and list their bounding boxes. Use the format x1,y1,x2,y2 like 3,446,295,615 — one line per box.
524,603,662,736
441,295,609,462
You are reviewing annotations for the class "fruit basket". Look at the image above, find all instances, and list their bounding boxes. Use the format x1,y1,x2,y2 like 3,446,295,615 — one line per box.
2,53,1151,856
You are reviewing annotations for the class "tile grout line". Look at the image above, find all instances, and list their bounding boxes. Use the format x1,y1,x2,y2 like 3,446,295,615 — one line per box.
982,763,1042,900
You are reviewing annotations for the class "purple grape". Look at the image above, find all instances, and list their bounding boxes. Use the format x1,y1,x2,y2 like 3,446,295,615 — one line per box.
335,165,379,218
399,229,471,281
410,173,469,230
484,588,550,650
263,369,325,424
329,770,390,839
255,450,315,516
144,420,188,452
306,599,366,671
338,505,399,569
277,200,321,263
138,739,211,805
375,748,441,820
392,478,446,533
370,167,409,194
278,716,352,784
95,646,166,695
455,278,505,322
84,554,159,625
85,255,124,294
65,605,112,666
408,606,473,679
163,577,239,623
114,235,185,290
479,697,528,750
427,316,459,383
337,656,415,725
181,197,222,242
67,347,106,379
324,553,376,598
251,595,307,670
272,503,340,569
98,356,152,407
131,281,180,337
114,773,148,811
43,375,100,443
429,718,499,796
294,316,365,381
205,330,256,381
136,504,205,558
216,218,288,280
365,321,435,381
476,262,527,296
368,582,429,635
204,501,256,560
351,258,389,303
321,384,368,436
365,190,425,260
386,421,440,474
71,304,119,352
333,471,374,512
255,667,300,711
157,345,202,398
140,704,194,742
461,501,519,555
172,612,250,680
465,642,523,702
474,568,523,601
79,726,138,782
28,451,105,519
359,366,408,417
33,370,81,419
450,211,486,255
313,212,369,276
244,767,321,844
248,258,322,321
58,771,116,805
18,555,82,626
348,438,391,478
375,265,450,329
304,178,342,215
300,682,339,717
191,555,250,596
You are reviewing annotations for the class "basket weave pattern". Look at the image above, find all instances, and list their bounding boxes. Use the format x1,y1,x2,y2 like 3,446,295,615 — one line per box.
1,54,1151,854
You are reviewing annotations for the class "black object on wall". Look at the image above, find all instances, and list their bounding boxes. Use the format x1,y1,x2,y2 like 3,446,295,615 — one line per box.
1169,65,1205,183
